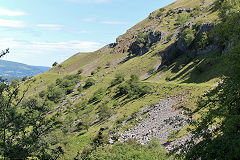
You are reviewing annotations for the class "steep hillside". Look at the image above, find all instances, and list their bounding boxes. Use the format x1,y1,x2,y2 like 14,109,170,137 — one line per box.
16,0,238,159
0,60,50,81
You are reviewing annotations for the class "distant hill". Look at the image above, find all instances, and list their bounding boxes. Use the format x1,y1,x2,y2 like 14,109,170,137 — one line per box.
0,60,50,81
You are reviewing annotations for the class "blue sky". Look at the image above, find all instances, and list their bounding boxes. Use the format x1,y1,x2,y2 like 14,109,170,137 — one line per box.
0,0,175,66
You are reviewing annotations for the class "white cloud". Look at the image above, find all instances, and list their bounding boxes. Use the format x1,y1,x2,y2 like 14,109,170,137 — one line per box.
0,19,26,28
81,18,96,22
0,8,27,16
67,0,109,3
0,37,102,66
36,24,64,30
100,20,128,25
81,18,128,25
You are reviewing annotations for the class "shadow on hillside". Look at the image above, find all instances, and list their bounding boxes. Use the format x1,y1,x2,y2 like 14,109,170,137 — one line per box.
154,36,224,84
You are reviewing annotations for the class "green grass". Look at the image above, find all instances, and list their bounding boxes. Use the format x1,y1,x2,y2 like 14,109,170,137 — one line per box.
17,0,222,159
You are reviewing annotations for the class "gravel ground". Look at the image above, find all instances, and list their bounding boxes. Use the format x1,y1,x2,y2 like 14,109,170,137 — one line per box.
118,97,188,150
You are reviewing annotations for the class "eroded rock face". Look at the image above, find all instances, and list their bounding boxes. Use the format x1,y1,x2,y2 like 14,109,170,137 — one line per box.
128,31,168,56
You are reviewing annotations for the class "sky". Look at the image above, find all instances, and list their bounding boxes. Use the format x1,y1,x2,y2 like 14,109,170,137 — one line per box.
0,0,175,67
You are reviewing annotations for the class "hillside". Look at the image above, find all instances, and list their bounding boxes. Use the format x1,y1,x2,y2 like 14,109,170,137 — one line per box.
3,0,240,159
0,59,50,81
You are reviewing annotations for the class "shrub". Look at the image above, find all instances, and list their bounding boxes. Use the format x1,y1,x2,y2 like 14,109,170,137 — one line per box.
91,71,96,76
182,27,196,47
47,85,64,103
166,33,173,41
129,74,139,83
98,105,112,121
165,76,171,81
156,11,163,18
115,80,151,99
56,78,63,85
65,86,75,94
115,84,131,97
193,5,201,16
86,139,168,160
39,90,47,98
84,78,96,88
159,8,166,12
128,83,151,99
198,32,209,49
59,79,73,88
78,69,83,75
10,79,20,87
176,12,190,26
21,76,28,81
77,85,83,92
111,74,125,86
89,88,105,104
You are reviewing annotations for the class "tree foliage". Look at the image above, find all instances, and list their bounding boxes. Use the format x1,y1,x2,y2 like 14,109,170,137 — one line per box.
173,2,240,159
176,12,190,26
0,51,64,159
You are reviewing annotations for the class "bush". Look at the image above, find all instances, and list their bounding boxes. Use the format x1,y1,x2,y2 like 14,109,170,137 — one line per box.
182,27,196,47
111,74,125,86
10,79,20,87
91,71,96,76
115,79,151,99
89,88,105,104
39,90,47,98
166,33,173,41
115,84,131,97
65,86,75,94
165,76,171,81
86,139,168,160
129,74,139,83
78,69,83,75
156,11,163,18
176,12,190,26
128,83,151,99
47,85,64,103
98,105,112,121
59,79,74,88
84,78,96,88
198,32,209,49
77,85,83,92
22,76,28,81
56,78,62,85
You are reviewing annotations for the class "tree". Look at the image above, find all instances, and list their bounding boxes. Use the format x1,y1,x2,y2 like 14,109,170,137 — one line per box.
0,50,64,159
10,78,20,88
0,48,9,58
52,61,58,67
173,2,240,159
22,76,28,81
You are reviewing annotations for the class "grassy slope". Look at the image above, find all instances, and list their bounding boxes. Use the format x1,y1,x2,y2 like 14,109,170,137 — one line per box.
20,0,224,158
